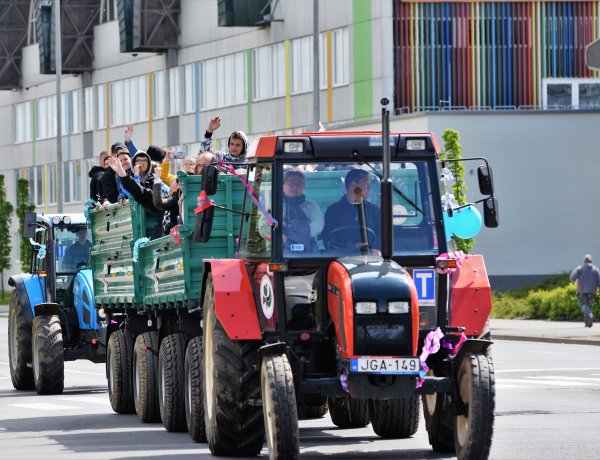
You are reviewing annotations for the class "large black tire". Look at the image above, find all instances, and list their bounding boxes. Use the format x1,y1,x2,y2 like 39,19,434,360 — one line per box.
158,333,187,432
262,353,299,460
422,369,454,453
454,352,495,460
203,274,264,457
133,331,161,423
32,315,64,395
297,400,329,419
107,328,135,414
369,396,420,438
328,395,370,429
185,336,206,442
8,290,34,390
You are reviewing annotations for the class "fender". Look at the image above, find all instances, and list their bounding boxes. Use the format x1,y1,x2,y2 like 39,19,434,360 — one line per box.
8,274,46,321
206,260,261,340
452,338,493,365
450,255,492,336
34,302,61,317
73,269,98,331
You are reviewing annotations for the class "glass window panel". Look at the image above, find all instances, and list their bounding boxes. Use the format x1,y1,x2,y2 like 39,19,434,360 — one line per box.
48,163,56,205
578,83,600,109
546,84,571,108
26,167,34,204
73,160,82,203
234,52,247,103
184,64,195,113
273,44,284,97
97,85,106,129
320,32,326,89
153,70,165,119
84,87,93,131
37,98,47,139
35,165,43,206
169,67,180,116
203,60,217,109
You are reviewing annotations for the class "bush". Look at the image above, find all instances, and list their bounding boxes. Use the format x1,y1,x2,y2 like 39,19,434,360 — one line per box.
491,274,599,321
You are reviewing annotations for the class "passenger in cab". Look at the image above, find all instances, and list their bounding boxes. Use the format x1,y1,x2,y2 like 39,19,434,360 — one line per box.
321,169,381,251
260,170,323,254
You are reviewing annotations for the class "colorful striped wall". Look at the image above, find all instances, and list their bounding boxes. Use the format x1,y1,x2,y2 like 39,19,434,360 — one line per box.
394,0,600,111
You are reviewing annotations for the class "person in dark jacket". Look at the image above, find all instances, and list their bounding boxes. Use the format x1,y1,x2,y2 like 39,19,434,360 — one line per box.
100,148,134,204
88,151,108,202
570,254,600,327
106,155,161,214
132,150,155,188
152,177,181,235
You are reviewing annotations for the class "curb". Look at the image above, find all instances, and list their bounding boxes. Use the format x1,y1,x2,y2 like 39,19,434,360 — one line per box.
493,334,600,347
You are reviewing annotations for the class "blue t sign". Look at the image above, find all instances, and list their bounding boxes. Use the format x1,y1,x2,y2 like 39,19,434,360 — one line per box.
412,269,435,306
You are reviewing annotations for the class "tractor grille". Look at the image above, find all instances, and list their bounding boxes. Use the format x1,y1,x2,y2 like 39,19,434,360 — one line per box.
353,315,412,356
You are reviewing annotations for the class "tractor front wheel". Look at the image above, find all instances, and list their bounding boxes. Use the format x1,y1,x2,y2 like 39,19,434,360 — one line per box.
327,395,370,429
261,353,299,460
422,368,454,452
454,352,495,460
369,396,420,438
32,315,64,395
8,290,34,390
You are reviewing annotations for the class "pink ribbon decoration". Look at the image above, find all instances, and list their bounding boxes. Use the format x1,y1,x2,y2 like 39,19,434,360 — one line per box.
436,250,470,274
170,224,181,244
416,327,444,388
451,332,468,356
340,373,350,393
219,161,278,228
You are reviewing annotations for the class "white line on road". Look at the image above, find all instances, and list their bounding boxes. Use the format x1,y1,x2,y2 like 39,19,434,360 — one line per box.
11,402,79,411
57,396,109,405
0,362,104,376
526,375,600,383
499,378,592,387
496,367,600,373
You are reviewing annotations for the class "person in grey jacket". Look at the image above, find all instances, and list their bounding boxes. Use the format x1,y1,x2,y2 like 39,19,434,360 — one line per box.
570,254,600,327
200,116,248,169
259,170,324,255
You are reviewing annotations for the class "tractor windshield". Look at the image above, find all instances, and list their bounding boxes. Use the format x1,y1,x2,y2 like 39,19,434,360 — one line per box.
56,225,92,272
271,161,439,258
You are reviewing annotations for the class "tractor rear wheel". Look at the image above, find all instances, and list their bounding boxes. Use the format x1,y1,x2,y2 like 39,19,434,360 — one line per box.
32,315,64,395
369,396,420,438
261,353,299,460
185,336,206,442
203,274,264,457
422,369,454,452
107,328,135,414
133,331,160,423
454,352,495,460
158,333,187,432
328,395,370,428
8,290,34,390
297,400,328,419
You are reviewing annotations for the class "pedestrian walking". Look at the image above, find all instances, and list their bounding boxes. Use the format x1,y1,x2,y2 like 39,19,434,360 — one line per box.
570,254,599,327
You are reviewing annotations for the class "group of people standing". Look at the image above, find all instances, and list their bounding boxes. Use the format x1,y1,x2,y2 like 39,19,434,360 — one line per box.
87,117,248,236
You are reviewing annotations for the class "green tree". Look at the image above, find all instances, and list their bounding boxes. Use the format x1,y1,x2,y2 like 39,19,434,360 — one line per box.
441,129,474,253
16,178,34,271
0,175,13,297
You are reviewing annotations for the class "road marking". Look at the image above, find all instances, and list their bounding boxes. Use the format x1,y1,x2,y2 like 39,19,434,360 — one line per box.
64,369,105,376
500,378,592,387
526,375,600,383
496,367,600,373
530,350,567,356
496,383,528,389
11,402,79,411
57,396,109,405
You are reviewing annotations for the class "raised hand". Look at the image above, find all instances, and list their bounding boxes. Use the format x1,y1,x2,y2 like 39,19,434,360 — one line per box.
124,124,134,142
106,156,126,177
207,116,221,133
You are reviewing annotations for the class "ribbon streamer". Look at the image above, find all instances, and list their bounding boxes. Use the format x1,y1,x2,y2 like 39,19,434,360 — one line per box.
436,250,470,274
132,237,150,263
340,373,350,394
170,224,181,244
416,327,444,388
29,238,46,260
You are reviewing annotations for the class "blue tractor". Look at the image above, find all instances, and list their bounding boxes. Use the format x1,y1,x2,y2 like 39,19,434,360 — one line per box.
8,212,103,394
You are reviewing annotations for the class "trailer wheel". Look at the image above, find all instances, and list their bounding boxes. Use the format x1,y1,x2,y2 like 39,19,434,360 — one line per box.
261,353,299,460
133,331,160,423
158,333,187,432
327,395,370,428
454,352,495,460
203,274,264,457
297,400,328,419
422,369,454,452
31,315,64,395
107,328,135,414
8,290,34,390
369,396,420,438
185,336,206,442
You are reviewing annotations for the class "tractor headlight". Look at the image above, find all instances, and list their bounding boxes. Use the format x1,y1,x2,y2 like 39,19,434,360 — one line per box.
388,301,410,314
52,216,61,225
355,301,377,314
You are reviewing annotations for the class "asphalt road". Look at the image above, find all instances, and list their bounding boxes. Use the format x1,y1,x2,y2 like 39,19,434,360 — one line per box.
1,316,599,459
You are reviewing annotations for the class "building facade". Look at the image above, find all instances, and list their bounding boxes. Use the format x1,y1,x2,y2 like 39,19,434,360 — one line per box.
0,0,599,288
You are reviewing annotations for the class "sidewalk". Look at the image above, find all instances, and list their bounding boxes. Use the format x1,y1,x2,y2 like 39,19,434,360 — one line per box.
1,304,599,346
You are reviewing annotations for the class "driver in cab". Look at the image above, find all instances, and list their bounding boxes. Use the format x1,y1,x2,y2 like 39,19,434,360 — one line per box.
62,227,92,270
321,169,381,250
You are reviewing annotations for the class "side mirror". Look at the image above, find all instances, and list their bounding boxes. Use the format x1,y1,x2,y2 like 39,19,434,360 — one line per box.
23,211,37,239
477,165,494,196
483,198,499,228
201,165,219,196
192,206,215,243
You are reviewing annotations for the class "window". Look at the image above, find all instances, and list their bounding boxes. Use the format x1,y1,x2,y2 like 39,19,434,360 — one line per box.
184,63,196,113
331,28,349,86
14,102,32,143
169,67,181,116
291,36,313,94
253,44,284,100
48,163,56,205
35,165,43,207
97,85,106,129
64,160,83,204
543,78,600,109
110,76,148,126
153,70,165,119
36,95,57,140
84,87,94,131
61,91,80,135
201,52,247,109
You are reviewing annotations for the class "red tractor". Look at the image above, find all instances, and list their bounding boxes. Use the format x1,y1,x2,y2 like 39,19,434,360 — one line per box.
195,102,498,459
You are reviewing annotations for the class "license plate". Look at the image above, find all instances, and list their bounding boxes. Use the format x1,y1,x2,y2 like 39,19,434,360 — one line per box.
350,357,420,375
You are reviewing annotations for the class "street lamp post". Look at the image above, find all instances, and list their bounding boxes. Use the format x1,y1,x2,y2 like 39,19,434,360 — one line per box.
55,0,63,213
312,0,320,131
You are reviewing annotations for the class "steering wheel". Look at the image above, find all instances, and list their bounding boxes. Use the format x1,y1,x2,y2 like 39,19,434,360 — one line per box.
325,226,376,250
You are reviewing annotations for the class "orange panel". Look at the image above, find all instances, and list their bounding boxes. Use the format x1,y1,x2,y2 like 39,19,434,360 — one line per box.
449,255,492,337
255,136,278,158
327,261,355,358
209,260,262,340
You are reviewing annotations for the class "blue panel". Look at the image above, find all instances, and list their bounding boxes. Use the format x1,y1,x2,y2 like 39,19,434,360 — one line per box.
412,269,436,307
23,274,47,317
73,269,98,331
